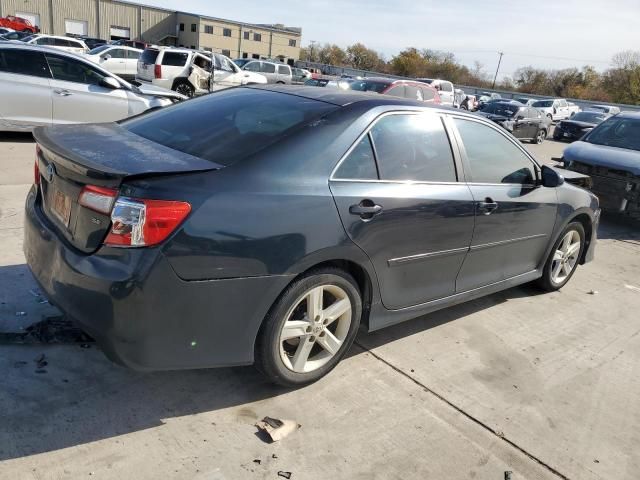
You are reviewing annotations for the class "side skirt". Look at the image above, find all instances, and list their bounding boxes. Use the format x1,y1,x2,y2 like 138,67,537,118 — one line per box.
367,269,542,332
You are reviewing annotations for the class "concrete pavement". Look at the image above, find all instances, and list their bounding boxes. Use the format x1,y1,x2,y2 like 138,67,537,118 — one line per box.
1,132,639,479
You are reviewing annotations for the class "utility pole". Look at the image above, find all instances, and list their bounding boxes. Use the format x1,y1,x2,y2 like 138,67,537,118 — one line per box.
308,40,317,62
492,51,504,89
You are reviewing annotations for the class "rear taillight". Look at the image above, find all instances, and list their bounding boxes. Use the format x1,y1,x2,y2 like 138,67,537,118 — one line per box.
154,64,162,79
104,197,191,247
78,185,118,215
34,145,41,186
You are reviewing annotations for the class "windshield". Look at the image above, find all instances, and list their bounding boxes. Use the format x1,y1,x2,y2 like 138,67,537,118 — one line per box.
348,80,389,93
532,100,553,108
123,88,339,166
89,45,111,55
585,117,640,151
571,112,606,123
482,103,520,116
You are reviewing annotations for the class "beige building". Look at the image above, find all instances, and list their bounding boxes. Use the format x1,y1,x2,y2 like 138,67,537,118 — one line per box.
0,0,302,64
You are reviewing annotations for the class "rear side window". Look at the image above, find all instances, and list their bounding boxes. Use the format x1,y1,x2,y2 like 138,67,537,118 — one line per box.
140,49,159,64
53,38,70,47
261,63,276,73
108,48,126,59
370,114,456,182
454,119,536,184
277,65,289,74
162,52,189,66
334,135,378,180
405,85,421,101
123,89,339,166
0,49,51,78
386,86,405,98
421,87,435,101
244,61,260,72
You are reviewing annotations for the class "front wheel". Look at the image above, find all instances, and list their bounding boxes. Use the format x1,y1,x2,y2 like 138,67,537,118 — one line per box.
255,268,362,387
536,222,585,291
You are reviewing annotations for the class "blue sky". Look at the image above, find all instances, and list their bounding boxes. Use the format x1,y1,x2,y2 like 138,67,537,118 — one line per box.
129,0,639,79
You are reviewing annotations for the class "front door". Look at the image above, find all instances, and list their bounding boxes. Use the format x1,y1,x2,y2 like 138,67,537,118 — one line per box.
45,53,129,124
451,117,558,291
330,112,475,310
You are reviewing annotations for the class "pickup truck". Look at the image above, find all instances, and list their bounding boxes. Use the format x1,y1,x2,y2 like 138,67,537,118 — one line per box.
532,98,574,122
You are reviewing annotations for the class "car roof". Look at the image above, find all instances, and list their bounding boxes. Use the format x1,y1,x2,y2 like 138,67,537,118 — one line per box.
1,42,91,58
616,111,640,119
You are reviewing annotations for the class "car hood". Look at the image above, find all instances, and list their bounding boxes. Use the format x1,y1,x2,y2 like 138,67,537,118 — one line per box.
240,71,268,84
134,83,187,100
559,120,597,128
564,141,640,176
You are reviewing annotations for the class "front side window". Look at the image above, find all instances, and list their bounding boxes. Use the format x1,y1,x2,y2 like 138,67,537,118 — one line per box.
0,49,51,78
108,48,126,59
370,114,456,183
334,135,378,180
46,54,106,85
405,85,421,101
127,50,141,60
386,85,405,98
454,118,536,184
244,61,260,72
36,37,53,45
53,38,71,47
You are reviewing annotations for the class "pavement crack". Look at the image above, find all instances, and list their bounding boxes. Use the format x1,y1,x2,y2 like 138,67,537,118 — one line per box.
355,340,571,480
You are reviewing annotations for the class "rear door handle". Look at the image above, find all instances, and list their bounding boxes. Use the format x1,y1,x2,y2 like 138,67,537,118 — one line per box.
54,89,72,97
477,198,498,215
349,200,383,219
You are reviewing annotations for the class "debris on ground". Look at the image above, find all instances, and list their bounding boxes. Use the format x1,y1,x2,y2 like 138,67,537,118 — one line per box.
0,316,94,345
35,353,48,368
252,459,261,465
504,472,513,480
588,290,599,295
277,472,292,479
272,454,278,459
255,417,300,443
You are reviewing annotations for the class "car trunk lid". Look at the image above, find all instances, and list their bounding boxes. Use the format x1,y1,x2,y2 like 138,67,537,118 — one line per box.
33,123,219,253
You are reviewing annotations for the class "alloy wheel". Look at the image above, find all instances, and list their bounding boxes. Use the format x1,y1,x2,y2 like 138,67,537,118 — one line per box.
551,230,581,284
175,83,194,97
537,130,547,144
279,284,352,373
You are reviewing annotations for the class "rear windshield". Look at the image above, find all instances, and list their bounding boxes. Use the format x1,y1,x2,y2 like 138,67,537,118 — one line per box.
123,88,339,166
140,49,159,64
584,117,640,151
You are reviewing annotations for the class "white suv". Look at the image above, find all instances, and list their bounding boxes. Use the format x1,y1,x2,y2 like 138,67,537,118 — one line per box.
21,34,89,54
531,98,572,121
136,47,267,97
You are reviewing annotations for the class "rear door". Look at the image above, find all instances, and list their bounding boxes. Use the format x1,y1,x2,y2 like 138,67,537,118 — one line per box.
45,53,129,124
0,49,52,128
330,112,475,310
101,47,127,75
450,116,558,291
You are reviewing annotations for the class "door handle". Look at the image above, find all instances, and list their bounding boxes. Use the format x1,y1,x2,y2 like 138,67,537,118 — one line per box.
54,89,72,97
349,200,383,219
477,198,498,215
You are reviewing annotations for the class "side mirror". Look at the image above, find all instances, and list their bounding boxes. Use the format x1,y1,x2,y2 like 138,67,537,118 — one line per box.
102,54,111,61
99,77,121,90
540,165,565,188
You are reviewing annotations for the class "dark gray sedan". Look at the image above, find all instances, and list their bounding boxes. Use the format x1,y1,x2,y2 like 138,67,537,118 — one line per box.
24,86,599,386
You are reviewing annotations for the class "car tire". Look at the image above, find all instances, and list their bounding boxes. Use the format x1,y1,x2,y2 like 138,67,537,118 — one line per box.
536,221,585,291
255,267,362,387
174,80,195,98
276,81,285,84
534,129,547,144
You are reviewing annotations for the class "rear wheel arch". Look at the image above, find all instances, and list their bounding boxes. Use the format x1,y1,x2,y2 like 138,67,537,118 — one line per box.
570,212,593,264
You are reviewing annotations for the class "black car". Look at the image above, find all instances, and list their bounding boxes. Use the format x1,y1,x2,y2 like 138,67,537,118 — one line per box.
563,112,640,219
24,86,599,386
478,101,550,143
553,111,610,142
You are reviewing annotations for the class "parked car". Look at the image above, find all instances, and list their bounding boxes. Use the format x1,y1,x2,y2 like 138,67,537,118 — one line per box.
243,60,292,84
553,111,610,142
304,78,331,87
586,104,621,115
137,47,267,97
515,97,536,106
531,98,572,121
416,78,455,106
21,34,89,54
0,43,184,132
562,112,640,219
459,94,478,111
567,101,581,117
23,85,599,386
233,58,251,68
0,15,39,33
0,30,32,41
0,27,14,36
292,67,311,84
477,101,550,143
86,45,142,81
69,34,108,50
476,92,501,110
111,39,147,50
349,78,441,104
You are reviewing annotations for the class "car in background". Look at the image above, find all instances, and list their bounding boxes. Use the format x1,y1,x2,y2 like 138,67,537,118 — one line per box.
587,104,621,115
459,94,478,111
515,97,536,106
0,15,39,33
0,27,14,36
23,85,598,388
416,78,455,106
86,45,142,81
111,39,147,50
553,111,610,142
21,34,89,54
137,47,267,97
242,60,292,84
0,43,184,131
304,78,331,87
68,34,108,50
477,100,549,143
476,92,501,110
567,102,581,117
562,112,640,220
531,98,572,121
233,58,251,68
292,67,311,83
349,77,441,104
0,29,32,41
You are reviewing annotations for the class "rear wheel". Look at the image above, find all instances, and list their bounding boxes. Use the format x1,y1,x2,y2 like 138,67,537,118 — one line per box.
534,129,547,144
536,222,585,291
255,268,362,387
174,80,194,97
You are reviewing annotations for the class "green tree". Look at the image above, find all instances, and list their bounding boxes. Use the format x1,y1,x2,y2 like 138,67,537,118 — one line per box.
346,43,385,71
